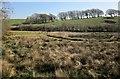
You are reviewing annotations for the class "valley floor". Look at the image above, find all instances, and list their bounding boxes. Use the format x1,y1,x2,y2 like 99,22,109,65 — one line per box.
1,31,120,78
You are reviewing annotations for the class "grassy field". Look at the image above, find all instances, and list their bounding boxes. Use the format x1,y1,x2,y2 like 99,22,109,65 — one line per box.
2,16,119,78
24,17,104,27
9,19,25,26
10,17,118,27
2,31,120,78
10,17,119,32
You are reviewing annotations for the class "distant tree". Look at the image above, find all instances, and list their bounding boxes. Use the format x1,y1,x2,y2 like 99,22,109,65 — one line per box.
91,9,97,18
118,10,120,16
49,14,56,22
58,12,68,20
96,9,104,17
62,12,68,20
86,9,92,18
25,16,33,24
40,14,50,23
88,10,93,18
81,11,86,18
57,12,64,20
79,11,85,19
28,15,37,23
67,11,76,19
106,9,118,17
25,13,52,24
84,10,89,18
1,1,12,39
75,10,80,19
114,10,119,16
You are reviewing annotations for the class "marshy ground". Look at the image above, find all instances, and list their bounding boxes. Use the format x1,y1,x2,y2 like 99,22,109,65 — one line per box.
1,31,120,78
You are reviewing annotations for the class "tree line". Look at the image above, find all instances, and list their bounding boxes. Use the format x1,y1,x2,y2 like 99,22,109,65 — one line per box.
24,9,120,24
58,9,119,20
25,13,56,24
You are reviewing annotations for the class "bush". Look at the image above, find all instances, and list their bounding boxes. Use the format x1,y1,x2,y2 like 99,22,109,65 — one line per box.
104,20,116,24
11,22,119,32
103,17,114,19
22,22,30,24
87,23,119,32
12,24,20,26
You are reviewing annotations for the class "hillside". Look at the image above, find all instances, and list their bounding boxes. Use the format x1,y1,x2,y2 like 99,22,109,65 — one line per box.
10,17,119,32
10,17,118,26
2,17,119,78
9,19,25,26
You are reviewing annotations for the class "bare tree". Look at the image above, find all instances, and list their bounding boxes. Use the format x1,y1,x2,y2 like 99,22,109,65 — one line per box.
67,11,76,19
86,9,92,18
25,16,33,24
81,11,86,18
84,10,89,18
58,12,68,20
25,13,52,24
96,9,104,17
75,10,80,19
49,14,56,22
106,9,118,17
30,13,39,23
1,1,12,38
114,10,119,16
90,9,97,18
40,14,50,23
79,11,84,19
118,10,120,16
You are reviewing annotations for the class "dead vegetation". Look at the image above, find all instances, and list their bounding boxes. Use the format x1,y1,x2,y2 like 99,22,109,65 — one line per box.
1,31,120,78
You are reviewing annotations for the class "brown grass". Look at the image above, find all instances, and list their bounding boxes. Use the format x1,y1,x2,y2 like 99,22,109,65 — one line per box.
2,31,120,78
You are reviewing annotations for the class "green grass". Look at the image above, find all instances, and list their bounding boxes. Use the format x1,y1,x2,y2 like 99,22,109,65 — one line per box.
32,17,103,27
10,17,119,32
11,31,40,35
9,19,25,26
10,17,118,27
10,17,103,26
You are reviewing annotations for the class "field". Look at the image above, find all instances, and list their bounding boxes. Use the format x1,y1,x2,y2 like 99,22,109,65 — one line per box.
1,1,120,78
1,16,120,78
2,31,120,78
9,19,25,26
10,17,119,32
10,17,118,26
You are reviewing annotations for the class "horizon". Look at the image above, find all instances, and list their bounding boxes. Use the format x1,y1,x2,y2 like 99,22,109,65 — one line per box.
10,2,118,19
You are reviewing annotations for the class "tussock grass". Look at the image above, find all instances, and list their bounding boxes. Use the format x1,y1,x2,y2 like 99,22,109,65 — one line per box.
2,31,120,78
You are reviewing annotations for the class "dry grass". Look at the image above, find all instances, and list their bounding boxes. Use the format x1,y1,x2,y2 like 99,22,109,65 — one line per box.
2,31,120,78
2,60,16,77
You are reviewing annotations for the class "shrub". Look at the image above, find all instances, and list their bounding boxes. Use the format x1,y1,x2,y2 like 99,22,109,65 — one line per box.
12,24,20,26
11,22,119,32
22,22,30,24
103,17,114,19
104,19,116,24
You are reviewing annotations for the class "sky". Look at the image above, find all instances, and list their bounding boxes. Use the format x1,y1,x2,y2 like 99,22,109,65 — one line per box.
10,2,118,19
3,0,119,2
